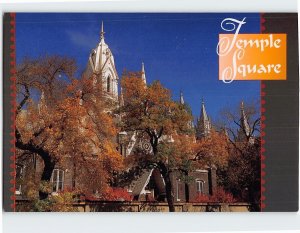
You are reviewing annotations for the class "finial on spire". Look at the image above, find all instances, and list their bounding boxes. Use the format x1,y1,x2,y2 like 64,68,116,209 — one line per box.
202,97,204,105
241,101,244,109
100,21,105,41
180,90,185,105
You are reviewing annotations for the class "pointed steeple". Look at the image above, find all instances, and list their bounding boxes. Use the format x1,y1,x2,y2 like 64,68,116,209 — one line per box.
100,21,105,42
141,62,146,85
240,101,250,136
237,101,251,142
180,91,185,105
196,98,211,139
200,98,209,122
88,20,119,104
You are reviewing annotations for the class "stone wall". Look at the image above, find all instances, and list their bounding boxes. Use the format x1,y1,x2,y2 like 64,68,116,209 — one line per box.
16,200,250,212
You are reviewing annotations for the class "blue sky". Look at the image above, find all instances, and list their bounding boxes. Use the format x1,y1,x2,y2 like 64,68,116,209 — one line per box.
16,13,260,122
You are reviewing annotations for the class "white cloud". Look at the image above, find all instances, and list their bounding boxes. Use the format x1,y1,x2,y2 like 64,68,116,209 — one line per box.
65,29,97,50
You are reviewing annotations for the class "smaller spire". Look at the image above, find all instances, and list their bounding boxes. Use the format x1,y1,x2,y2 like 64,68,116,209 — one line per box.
200,98,209,122
196,97,211,139
237,100,251,141
100,21,105,42
141,62,147,85
180,90,185,105
240,101,250,133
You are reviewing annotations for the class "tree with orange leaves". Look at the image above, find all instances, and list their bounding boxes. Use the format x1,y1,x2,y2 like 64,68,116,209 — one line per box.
119,71,196,211
16,56,123,200
193,130,229,169
119,71,232,211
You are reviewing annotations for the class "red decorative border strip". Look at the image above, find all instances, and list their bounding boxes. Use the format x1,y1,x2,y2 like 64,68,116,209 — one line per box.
9,12,17,212
260,13,266,211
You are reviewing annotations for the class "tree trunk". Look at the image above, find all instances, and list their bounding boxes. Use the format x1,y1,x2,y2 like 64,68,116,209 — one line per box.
185,183,190,203
15,131,56,200
158,162,175,212
163,174,175,212
183,171,190,202
152,136,175,212
39,155,56,200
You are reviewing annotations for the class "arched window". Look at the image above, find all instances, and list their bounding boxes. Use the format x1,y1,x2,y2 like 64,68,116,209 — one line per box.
196,179,204,194
51,169,64,193
107,76,111,93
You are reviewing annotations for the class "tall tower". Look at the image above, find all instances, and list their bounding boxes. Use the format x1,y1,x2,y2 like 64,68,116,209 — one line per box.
88,21,119,102
196,98,211,139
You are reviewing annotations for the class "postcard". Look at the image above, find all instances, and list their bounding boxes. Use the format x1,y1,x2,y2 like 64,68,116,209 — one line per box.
2,13,298,212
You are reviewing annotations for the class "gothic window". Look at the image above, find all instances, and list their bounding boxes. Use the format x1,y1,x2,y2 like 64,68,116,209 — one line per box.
51,169,64,193
196,179,204,194
107,76,111,93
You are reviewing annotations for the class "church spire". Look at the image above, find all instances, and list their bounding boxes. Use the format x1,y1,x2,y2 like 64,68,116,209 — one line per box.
240,101,250,136
237,101,251,142
141,62,147,85
100,21,105,42
200,98,209,122
88,20,119,104
180,91,185,105
236,101,254,143
196,98,211,139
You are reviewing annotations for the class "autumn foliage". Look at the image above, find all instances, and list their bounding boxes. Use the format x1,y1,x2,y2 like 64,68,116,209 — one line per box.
100,188,133,201
16,56,123,199
118,71,234,211
15,57,260,212
192,188,236,203
193,130,229,169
